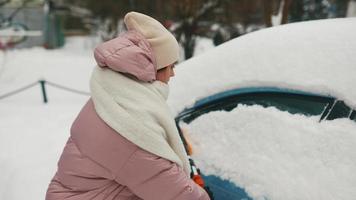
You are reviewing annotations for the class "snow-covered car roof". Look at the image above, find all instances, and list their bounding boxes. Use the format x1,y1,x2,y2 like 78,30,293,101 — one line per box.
168,18,356,114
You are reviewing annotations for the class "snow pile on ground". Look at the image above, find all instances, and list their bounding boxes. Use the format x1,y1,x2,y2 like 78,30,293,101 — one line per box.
0,102,86,199
184,105,356,200
168,18,356,114
0,37,96,200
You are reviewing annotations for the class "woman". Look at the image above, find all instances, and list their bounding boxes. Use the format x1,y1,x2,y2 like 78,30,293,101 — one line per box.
46,12,210,200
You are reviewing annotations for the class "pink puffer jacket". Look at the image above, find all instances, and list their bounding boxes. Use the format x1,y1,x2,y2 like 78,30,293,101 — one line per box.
46,31,210,200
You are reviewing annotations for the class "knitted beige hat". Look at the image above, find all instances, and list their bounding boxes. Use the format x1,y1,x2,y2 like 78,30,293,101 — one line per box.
124,12,179,70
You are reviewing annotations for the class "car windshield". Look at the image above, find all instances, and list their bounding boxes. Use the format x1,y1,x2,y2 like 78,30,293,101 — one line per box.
323,100,355,120
177,88,338,124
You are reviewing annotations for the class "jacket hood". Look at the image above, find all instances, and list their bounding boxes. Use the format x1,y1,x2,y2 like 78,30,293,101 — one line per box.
94,30,157,82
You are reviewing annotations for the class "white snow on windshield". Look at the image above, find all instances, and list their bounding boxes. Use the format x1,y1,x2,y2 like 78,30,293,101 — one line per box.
184,105,356,200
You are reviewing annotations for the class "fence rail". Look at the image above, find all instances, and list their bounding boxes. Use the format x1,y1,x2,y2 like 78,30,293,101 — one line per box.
0,79,90,103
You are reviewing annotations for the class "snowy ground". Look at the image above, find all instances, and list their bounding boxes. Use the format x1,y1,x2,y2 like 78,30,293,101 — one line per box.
0,37,94,200
1,18,356,200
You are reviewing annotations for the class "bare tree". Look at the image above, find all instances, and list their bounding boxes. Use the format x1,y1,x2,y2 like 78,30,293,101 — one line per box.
281,0,292,24
171,0,225,59
264,0,292,27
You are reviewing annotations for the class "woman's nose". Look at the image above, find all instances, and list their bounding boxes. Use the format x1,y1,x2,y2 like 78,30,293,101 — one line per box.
170,68,175,77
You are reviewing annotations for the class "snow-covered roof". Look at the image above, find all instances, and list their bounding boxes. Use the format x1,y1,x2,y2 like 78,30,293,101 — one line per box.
168,18,356,114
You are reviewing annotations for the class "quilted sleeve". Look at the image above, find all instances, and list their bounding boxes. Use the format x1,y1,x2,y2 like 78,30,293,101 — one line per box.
115,147,210,200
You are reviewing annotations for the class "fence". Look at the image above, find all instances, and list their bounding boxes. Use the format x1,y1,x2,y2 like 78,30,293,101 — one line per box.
0,79,89,103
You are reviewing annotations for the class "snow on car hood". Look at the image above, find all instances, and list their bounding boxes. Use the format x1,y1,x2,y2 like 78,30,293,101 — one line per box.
168,18,356,114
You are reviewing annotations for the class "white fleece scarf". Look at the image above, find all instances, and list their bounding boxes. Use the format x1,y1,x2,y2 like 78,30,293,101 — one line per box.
90,66,191,176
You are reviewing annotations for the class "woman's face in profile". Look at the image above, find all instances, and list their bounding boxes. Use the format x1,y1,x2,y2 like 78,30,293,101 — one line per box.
156,64,175,84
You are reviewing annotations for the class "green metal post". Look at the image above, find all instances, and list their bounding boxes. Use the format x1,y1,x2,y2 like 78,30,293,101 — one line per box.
39,80,48,103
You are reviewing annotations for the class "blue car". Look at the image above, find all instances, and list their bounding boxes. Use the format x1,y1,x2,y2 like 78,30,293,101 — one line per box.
175,87,356,200
169,18,356,200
